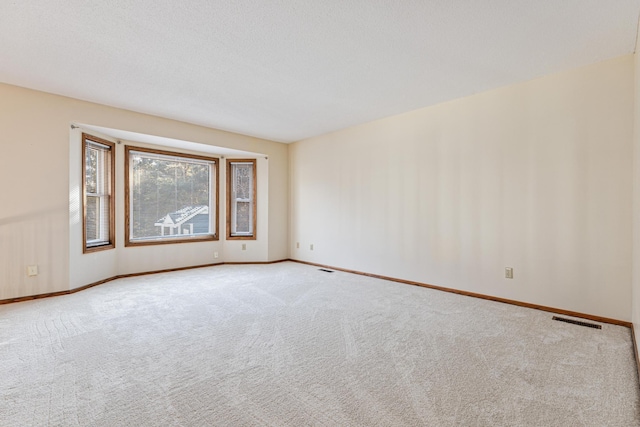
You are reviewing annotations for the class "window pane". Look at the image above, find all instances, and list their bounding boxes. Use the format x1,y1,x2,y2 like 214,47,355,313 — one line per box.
85,147,98,194
130,152,212,240
86,196,99,241
234,164,252,200
235,201,251,233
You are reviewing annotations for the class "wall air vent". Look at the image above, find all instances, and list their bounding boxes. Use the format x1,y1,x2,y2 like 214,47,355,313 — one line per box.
552,316,602,329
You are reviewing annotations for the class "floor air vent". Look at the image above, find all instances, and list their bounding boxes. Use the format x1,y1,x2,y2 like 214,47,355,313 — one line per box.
318,268,334,273
552,316,602,329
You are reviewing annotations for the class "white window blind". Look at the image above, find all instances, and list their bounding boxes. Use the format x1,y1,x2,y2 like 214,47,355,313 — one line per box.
84,140,112,248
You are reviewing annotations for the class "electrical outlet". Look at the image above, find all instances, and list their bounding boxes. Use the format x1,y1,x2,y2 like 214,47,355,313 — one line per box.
27,265,38,277
310,244,314,250
214,252,219,259
296,242,300,249
505,267,513,279
242,244,246,251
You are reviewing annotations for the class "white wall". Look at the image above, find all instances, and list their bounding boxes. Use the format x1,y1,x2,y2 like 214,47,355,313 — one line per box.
68,131,269,287
0,83,289,300
223,156,270,263
290,55,634,321
68,128,118,290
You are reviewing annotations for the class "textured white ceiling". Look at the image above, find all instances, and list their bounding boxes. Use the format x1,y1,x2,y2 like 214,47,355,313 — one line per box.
1,1,639,143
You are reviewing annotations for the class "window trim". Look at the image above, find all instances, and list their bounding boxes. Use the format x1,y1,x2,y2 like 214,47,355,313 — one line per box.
226,159,257,240
124,145,219,247
82,133,115,253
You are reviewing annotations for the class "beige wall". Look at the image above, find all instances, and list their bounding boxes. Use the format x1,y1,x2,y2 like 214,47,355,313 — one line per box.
0,83,289,300
632,25,640,357
1,54,636,324
290,55,634,321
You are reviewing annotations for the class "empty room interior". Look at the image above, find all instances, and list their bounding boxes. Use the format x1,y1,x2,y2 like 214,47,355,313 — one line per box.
3,1,640,426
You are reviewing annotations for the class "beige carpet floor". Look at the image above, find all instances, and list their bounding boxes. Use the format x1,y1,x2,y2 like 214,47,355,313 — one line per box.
1,261,639,426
